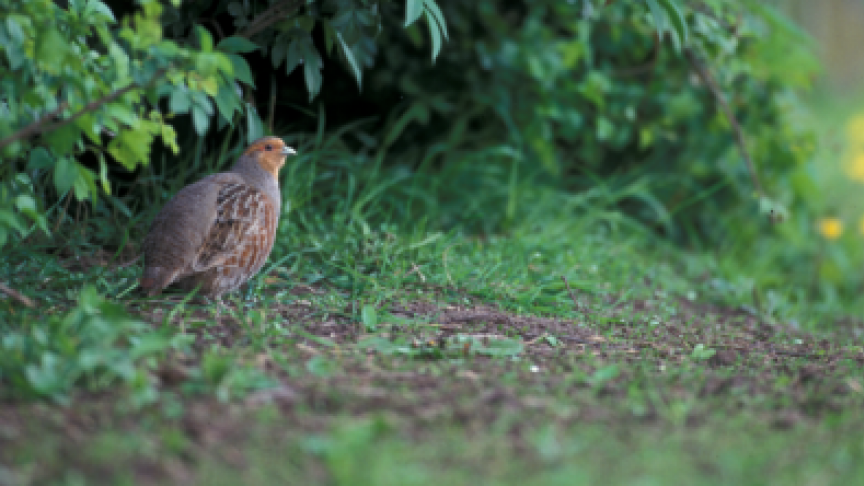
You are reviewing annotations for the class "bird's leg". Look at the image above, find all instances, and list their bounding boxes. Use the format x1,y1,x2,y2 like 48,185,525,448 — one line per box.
214,296,224,319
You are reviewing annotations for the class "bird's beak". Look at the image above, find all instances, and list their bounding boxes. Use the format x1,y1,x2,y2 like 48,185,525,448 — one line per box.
282,146,296,156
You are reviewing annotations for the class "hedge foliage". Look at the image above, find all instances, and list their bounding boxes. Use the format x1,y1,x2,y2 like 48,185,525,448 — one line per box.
2,0,826,285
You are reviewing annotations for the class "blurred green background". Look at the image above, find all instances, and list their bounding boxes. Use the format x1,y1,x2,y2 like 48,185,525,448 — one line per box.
784,0,864,314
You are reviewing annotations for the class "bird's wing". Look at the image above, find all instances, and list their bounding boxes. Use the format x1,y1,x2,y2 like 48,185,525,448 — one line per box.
191,182,277,273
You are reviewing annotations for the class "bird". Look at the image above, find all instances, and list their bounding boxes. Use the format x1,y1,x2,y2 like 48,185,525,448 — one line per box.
139,136,296,300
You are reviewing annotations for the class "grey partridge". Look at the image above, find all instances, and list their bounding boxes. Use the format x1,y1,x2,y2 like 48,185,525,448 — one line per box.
140,136,296,299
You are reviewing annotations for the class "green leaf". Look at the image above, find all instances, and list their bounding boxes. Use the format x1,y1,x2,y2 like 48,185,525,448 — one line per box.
42,125,80,156
286,38,304,76
160,123,178,154
215,52,235,76
83,0,115,23
129,334,173,360
169,87,191,114
36,28,69,72
108,130,153,170
271,37,288,67
27,147,54,170
192,106,210,135
475,337,523,357
302,43,323,101
73,167,95,202
191,91,214,116
758,196,789,222
226,1,244,17
323,23,336,55
543,335,561,347
423,0,448,38
197,26,214,52
195,53,221,76
589,365,620,386
73,113,101,144
294,15,315,32
596,117,613,141
217,36,259,54
660,0,689,44
0,210,26,245
199,76,219,97
98,154,111,194
691,344,717,360
659,0,688,49
336,33,362,89
355,10,376,27
14,195,37,213
228,54,255,86
361,304,377,332
26,354,64,396
53,157,80,195
245,102,264,140
425,11,442,61
104,103,139,128
644,0,667,38
405,0,424,27
6,15,26,42
215,82,241,124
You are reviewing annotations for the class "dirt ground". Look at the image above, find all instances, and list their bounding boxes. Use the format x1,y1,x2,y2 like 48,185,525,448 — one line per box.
1,285,863,484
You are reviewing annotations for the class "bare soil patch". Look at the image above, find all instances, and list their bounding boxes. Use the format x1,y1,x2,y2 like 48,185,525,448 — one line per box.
2,287,863,484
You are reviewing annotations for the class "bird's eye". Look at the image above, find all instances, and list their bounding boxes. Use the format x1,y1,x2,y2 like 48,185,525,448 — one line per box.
264,144,273,151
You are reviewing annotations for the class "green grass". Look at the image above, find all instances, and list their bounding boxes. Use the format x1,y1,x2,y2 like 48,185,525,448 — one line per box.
3,200,864,484
2,99,864,484
193,416,864,486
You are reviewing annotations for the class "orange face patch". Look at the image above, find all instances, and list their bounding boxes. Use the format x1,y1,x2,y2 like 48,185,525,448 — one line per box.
243,137,291,179
243,136,286,156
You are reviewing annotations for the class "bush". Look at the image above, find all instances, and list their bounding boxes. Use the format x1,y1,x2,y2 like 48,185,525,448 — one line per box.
5,1,847,302
0,287,184,402
349,0,819,239
107,1,818,243
0,0,445,246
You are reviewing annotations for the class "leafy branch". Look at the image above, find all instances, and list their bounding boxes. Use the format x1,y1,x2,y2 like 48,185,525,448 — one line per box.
239,0,306,38
685,48,764,197
0,68,168,151
0,102,68,151
0,281,35,308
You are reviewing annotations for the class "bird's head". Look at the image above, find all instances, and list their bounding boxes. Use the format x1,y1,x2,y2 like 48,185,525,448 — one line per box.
242,136,297,179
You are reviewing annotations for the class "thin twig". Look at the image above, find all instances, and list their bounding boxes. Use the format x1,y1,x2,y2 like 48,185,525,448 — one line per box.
0,281,35,308
561,275,583,312
685,48,763,196
239,0,305,38
405,262,426,282
0,102,69,151
0,68,168,151
297,342,322,356
200,18,225,40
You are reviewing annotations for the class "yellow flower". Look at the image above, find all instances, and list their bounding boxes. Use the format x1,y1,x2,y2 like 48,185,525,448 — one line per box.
846,115,864,145
818,218,843,240
845,152,864,182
